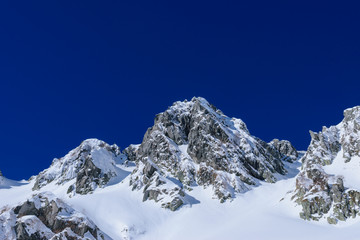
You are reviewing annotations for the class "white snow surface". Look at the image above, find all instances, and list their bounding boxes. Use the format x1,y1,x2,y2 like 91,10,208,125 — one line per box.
0,176,26,189
324,149,360,190
2,159,360,240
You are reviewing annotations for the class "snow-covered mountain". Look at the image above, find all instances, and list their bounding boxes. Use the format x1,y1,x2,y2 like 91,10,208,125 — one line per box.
33,139,128,195
1,98,360,240
127,97,294,210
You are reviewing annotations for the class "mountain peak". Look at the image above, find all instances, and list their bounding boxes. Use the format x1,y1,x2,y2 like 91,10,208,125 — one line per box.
128,97,296,209
159,97,249,142
343,105,360,123
170,97,220,115
80,138,108,147
32,138,125,194
190,96,213,108
78,138,121,155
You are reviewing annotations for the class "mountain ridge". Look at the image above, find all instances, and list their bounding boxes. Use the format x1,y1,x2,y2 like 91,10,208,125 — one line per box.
1,97,360,239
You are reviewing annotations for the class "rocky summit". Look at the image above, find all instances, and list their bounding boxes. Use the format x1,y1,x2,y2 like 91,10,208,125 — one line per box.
127,97,296,209
33,139,126,195
293,106,360,224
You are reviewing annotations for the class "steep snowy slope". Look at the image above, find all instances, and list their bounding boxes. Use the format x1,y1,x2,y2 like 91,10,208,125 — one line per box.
0,171,26,189
3,157,360,240
127,97,297,210
293,106,360,224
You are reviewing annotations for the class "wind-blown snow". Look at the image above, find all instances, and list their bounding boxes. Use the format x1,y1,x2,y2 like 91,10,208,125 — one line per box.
0,176,26,189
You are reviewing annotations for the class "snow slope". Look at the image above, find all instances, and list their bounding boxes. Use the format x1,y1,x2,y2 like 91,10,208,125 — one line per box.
0,176,26,190
1,158,360,240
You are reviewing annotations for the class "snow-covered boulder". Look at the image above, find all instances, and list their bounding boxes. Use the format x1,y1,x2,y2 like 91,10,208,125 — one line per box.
293,106,360,223
0,192,112,240
128,97,297,209
33,139,127,195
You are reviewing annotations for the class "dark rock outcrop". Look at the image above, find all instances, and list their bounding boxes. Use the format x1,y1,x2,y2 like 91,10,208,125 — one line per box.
0,192,111,240
269,139,298,162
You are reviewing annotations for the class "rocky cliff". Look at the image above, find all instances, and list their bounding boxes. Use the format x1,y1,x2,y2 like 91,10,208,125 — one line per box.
269,139,298,163
293,106,360,224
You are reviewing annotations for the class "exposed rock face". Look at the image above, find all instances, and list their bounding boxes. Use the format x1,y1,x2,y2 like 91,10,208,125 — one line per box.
128,97,296,209
0,192,111,240
33,139,126,195
293,106,360,223
123,144,139,163
269,139,298,162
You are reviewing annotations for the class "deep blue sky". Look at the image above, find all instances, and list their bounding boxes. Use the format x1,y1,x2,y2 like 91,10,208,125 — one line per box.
1,1,359,180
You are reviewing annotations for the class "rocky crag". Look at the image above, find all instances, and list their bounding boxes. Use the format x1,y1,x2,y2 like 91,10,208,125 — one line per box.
33,139,126,195
127,97,298,210
269,139,298,163
0,192,111,240
293,106,360,224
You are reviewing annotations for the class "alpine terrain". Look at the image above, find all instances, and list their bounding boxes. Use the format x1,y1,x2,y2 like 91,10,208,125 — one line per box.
1,97,360,240
293,106,360,224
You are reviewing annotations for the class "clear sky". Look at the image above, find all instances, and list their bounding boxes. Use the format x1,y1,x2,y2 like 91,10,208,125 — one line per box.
1,1,359,180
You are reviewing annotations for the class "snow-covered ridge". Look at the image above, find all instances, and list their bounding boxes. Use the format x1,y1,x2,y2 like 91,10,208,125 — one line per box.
33,138,127,195
0,170,26,190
